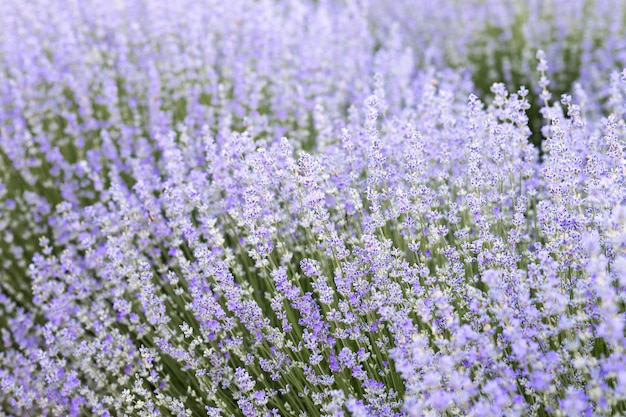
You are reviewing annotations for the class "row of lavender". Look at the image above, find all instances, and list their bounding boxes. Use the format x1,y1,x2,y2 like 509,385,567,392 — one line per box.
370,0,626,96
1,0,626,416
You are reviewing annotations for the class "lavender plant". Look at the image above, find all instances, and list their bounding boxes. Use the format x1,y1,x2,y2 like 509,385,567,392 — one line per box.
1,1,626,416
367,0,626,148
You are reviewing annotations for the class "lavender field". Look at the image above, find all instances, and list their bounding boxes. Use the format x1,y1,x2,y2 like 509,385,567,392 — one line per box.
2,0,626,416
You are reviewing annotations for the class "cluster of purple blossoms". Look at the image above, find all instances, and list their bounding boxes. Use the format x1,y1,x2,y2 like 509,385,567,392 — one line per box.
1,0,626,416
369,0,626,106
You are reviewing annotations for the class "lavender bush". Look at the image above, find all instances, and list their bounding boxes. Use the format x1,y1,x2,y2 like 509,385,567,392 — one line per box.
368,0,626,147
1,0,626,416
